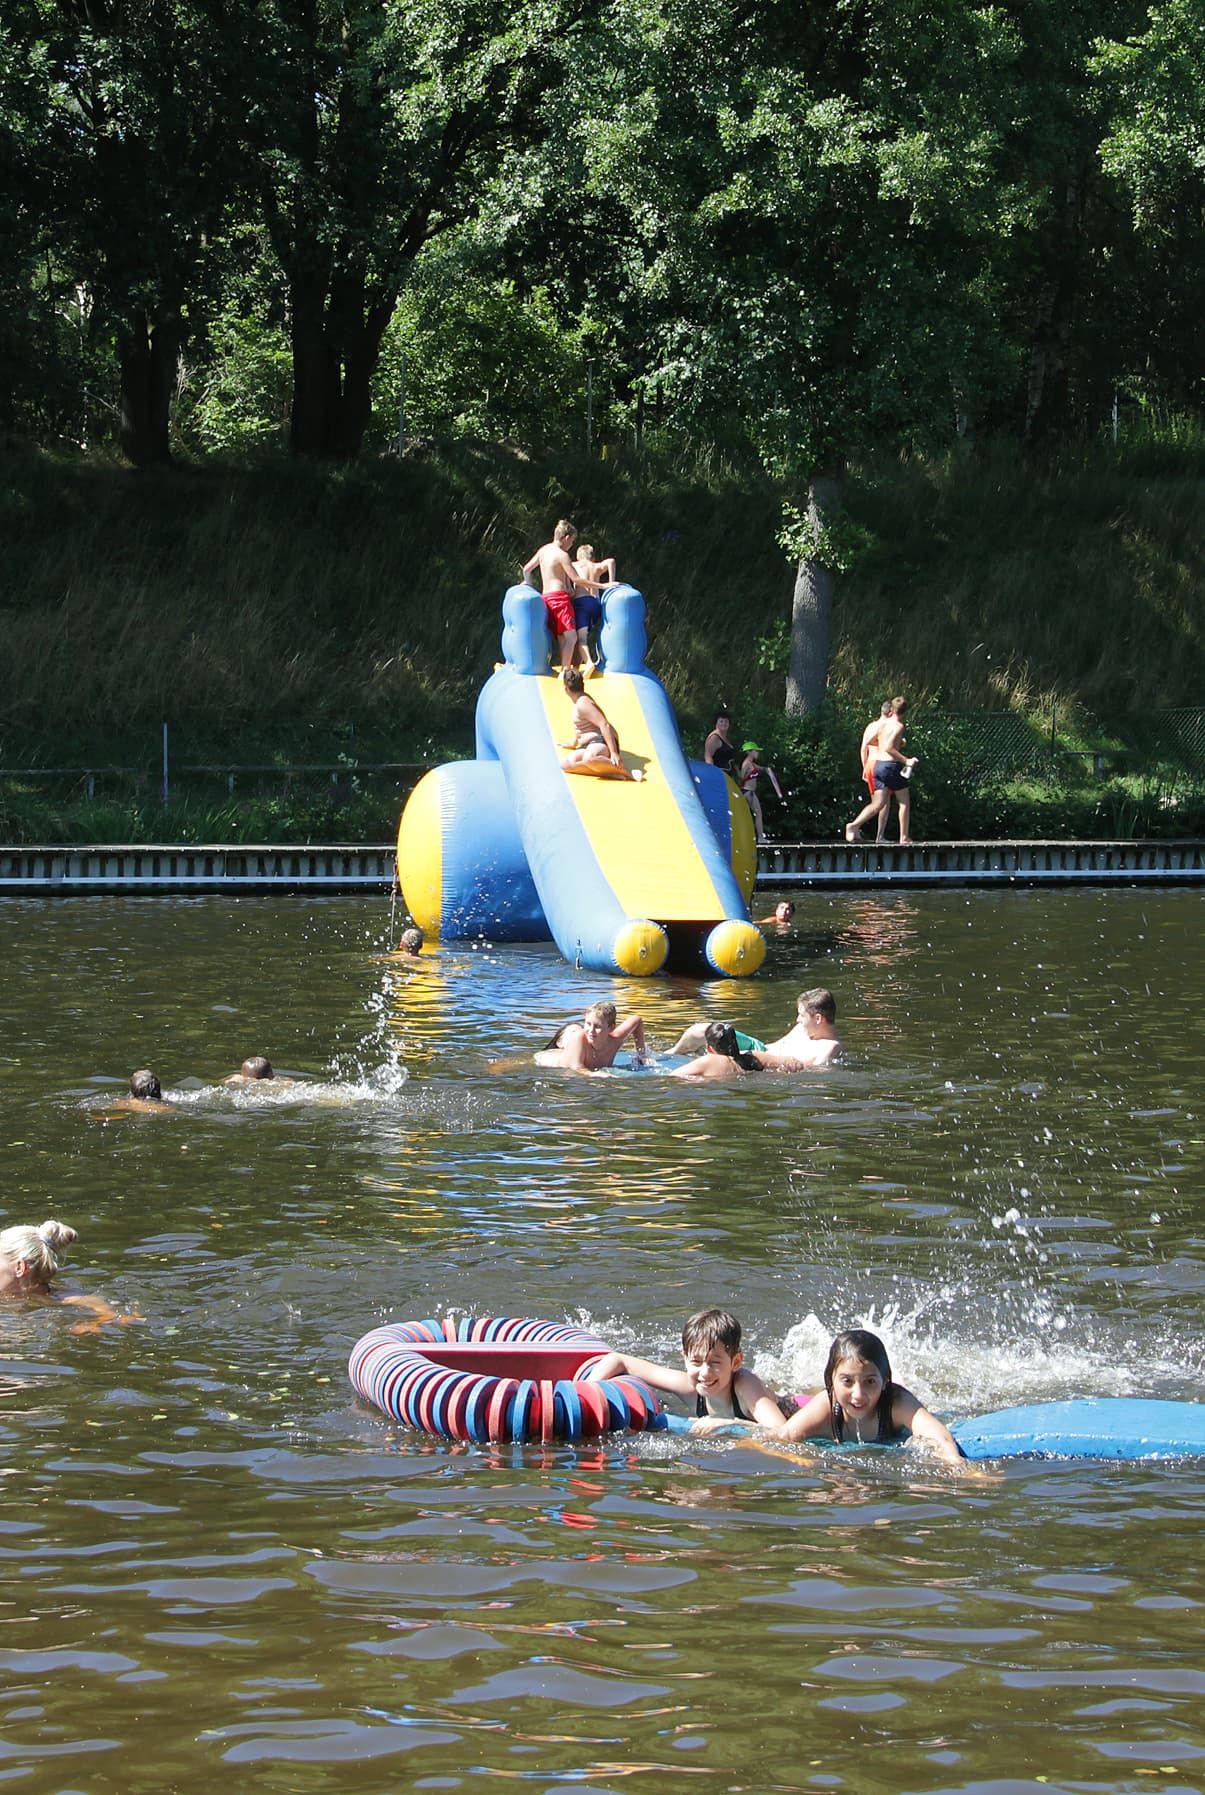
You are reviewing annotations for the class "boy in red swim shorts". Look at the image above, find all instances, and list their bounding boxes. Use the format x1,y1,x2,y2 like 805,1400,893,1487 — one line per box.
522,520,606,672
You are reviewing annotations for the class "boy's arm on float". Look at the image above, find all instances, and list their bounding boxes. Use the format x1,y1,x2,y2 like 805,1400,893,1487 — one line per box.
588,1351,694,1399
609,1013,646,1051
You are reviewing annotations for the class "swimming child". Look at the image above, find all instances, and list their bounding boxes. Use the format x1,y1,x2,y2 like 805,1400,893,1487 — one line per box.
753,900,795,927
105,1070,176,1114
222,1055,297,1091
670,1020,764,1080
397,927,424,957
589,1308,787,1425
535,1000,649,1071
707,1327,963,1464
0,1220,140,1333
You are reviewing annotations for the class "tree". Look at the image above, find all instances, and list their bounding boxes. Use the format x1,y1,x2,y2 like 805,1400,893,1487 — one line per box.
26,0,249,465
577,0,1020,711
244,0,607,459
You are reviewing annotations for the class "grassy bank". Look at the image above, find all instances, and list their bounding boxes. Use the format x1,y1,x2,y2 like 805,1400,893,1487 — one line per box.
2,437,1204,843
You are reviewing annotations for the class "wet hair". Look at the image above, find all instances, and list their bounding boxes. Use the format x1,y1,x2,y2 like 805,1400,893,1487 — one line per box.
704,1021,763,1072
775,902,795,922
554,518,577,544
240,1056,274,1080
584,1001,617,1028
129,1069,162,1100
563,668,586,697
0,1219,77,1288
399,927,423,955
681,1307,742,1357
824,1328,896,1442
797,987,836,1023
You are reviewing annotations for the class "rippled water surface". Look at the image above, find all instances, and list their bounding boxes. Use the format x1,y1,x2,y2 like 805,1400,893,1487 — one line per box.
1,889,1202,1794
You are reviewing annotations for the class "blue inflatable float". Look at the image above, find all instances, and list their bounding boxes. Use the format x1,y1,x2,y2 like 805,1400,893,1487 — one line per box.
659,1397,1205,1461
396,583,764,978
951,1398,1205,1461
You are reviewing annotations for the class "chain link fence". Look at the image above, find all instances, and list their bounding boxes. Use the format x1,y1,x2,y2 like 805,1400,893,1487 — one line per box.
920,709,1205,778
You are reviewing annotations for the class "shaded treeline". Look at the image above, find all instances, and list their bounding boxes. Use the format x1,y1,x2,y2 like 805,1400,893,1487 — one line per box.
1,0,1202,472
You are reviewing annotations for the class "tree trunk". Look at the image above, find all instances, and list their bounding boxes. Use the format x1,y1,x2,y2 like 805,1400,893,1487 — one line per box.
784,472,843,717
117,311,175,466
1024,169,1085,452
289,269,397,460
289,276,342,457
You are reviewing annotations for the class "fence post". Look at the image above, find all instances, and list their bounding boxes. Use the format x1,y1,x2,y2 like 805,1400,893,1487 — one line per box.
397,353,406,456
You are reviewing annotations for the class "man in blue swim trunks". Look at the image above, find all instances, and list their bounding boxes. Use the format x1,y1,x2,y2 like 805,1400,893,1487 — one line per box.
844,696,918,844
571,544,616,675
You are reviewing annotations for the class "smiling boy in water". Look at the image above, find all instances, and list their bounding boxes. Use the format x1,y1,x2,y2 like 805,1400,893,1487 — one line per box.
589,1308,787,1424
535,1000,649,1072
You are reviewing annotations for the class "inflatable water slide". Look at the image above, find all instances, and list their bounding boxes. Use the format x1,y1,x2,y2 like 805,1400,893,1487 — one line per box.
397,583,765,977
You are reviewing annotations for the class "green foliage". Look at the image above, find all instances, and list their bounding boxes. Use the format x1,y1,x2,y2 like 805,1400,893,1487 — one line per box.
776,502,874,573
372,273,586,450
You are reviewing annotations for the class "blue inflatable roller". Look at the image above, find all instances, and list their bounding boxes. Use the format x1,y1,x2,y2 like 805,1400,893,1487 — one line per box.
952,1398,1205,1462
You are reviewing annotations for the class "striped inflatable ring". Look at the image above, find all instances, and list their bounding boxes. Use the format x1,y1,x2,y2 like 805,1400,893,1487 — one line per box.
349,1315,665,1443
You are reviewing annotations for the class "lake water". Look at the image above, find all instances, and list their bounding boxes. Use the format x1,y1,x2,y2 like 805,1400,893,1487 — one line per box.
1,888,1202,1794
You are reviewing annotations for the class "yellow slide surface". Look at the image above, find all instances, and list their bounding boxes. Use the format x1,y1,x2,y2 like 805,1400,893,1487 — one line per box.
535,674,728,921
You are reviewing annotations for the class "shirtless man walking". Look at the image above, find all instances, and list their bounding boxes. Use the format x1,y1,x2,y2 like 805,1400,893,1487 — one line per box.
845,695,918,844
522,520,605,672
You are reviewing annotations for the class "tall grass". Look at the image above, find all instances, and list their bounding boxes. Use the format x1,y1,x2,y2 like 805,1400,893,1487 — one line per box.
3,435,1204,779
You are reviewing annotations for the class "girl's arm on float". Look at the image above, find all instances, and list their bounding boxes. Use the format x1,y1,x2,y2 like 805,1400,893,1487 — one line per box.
893,1389,965,1466
696,1388,831,1439
765,1390,835,1442
588,1351,694,1399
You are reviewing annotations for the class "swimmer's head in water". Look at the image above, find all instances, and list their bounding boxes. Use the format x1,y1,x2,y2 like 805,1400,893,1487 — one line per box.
703,1021,763,1071
582,1001,617,1044
0,1218,77,1292
129,1069,162,1100
681,1308,742,1359
775,902,795,923
398,927,423,955
797,987,836,1024
823,1328,895,1438
240,1057,274,1080
563,668,586,697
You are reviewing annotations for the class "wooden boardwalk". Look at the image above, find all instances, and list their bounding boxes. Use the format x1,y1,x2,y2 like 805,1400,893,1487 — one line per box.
1,840,1202,894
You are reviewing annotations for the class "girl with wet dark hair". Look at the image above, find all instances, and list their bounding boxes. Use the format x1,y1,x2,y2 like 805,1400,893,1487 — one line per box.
671,1020,765,1081
771,1327,964,1463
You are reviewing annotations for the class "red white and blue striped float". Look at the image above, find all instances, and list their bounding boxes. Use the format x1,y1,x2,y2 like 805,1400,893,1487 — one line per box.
349,1316,664,1443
